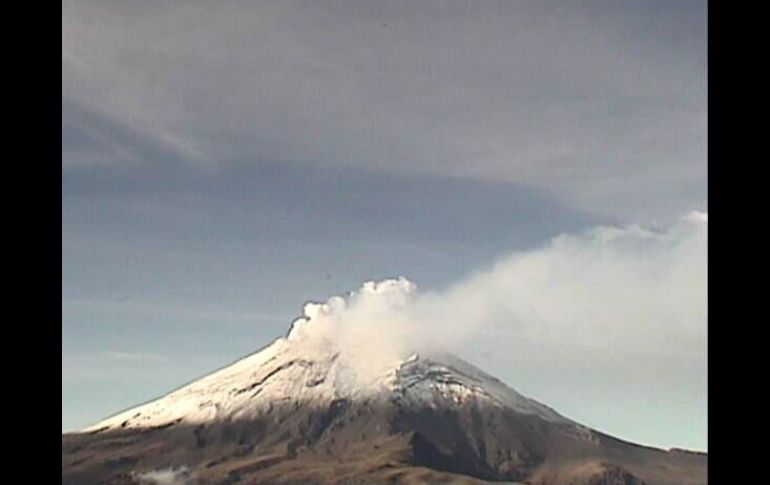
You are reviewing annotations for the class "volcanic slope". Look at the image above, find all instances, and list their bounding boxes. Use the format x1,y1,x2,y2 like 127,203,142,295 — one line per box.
63,279,706,485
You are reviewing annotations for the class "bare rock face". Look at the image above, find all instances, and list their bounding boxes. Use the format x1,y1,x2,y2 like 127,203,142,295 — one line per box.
547,463,646,485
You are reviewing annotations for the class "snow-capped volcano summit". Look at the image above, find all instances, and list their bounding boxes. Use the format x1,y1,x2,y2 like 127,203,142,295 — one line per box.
64,279,706,485
86,338,567,433
86,278,566,432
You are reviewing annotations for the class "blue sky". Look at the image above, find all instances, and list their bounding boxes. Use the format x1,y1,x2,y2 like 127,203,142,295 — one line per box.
62,0,707,450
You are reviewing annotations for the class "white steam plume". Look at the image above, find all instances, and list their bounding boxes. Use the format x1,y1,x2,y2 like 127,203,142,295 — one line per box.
287,278,418,383
281,212,706,404
414,210,707,356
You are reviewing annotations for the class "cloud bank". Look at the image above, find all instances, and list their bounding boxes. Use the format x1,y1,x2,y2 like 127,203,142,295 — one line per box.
62,0,706,220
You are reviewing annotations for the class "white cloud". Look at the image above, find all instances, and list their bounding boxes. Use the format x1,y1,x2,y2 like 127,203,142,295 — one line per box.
683,210,708,223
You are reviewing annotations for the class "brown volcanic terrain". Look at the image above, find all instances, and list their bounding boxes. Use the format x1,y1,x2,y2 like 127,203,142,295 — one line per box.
62,395,706,484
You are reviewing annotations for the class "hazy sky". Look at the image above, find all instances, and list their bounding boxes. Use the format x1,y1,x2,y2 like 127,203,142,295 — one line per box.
62,0,707,450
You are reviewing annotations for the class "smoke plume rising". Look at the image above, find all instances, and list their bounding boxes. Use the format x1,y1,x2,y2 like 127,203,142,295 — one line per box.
282,212,707,403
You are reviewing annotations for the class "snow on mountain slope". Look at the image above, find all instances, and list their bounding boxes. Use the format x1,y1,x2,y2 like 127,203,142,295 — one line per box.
85,279,568,432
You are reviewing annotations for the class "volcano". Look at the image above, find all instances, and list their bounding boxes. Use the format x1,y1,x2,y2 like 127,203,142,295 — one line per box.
62,280,706,484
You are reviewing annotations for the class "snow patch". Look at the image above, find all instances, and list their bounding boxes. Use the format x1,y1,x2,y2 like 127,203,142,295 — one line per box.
134,466,191,485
